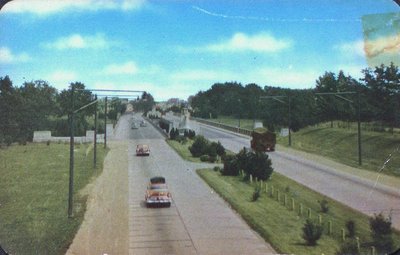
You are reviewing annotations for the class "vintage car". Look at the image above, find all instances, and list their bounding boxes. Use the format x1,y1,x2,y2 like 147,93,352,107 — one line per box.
136,144,150,156
131,122,138,129
145,176,172,207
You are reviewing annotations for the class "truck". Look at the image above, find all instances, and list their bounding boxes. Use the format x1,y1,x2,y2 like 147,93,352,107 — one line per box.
250,127,276,152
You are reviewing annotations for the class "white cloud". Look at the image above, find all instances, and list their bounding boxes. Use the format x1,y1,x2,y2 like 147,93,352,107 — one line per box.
334,40,365,57
255,67,319,88
2,0,147,15
46,70,77,89
206,32,292,53
0,47,31,64
104,61,139,75
45,34,111,50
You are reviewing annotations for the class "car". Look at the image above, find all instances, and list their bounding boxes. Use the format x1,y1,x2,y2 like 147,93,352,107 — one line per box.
131,123,138,129
136,144,150,156
140,120,147,127
145,176,172,207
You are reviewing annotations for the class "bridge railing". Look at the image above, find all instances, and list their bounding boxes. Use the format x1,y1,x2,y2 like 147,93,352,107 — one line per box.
191,117,252,137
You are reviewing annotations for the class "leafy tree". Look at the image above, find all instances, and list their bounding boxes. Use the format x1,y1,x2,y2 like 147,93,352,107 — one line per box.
215,141,225,157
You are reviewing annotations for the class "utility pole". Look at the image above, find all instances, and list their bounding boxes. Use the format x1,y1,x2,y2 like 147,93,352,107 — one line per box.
104,96,108,149
94,94,97,168
68,86,75,218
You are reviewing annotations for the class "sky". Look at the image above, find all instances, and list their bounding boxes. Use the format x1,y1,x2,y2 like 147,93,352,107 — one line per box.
0,0,399,101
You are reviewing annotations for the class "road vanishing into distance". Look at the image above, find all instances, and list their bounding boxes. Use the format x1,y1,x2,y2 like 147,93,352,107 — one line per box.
193,121,400,230
116,113,276,255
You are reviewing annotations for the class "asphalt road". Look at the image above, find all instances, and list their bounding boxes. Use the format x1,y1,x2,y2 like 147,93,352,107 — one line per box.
121,114,276,255
193,121,400,230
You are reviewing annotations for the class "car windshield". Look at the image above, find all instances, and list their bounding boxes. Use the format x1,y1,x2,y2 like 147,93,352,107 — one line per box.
1,1,399,255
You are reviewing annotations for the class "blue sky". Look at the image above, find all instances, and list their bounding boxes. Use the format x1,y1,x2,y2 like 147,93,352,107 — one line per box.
1,0,399,101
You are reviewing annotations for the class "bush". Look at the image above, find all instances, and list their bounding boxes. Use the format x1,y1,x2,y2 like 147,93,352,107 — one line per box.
318,199,329,213
335,239,360,255
213,166,221,172
369,213,393,253
208,142,218,157
221,154,240,176
200,155,209,162
169,128,179,140
189,135,209,157
215,141,225,156
346,220,356,238
208,155,216,163
251,186,261,202
302,219,323,246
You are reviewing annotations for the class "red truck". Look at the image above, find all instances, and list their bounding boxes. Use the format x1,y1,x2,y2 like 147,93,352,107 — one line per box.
250,127,276,152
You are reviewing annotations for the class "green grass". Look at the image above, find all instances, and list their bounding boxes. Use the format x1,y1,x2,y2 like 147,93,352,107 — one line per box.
277,126,400,176
209,115,260,130
0,142,108,255
166,139,202,163
198,169,400,255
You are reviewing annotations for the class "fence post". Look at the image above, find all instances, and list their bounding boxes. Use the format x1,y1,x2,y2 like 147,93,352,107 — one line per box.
250,174,253,184
307,208,311,218
370,246,375,255
341,228,346,241
356,237,360,253
291,198,295,211
283,194,287,207
270,185,274,198
328,220,332,235
276,190,280,202
265,183,268,193
299,203,303,216
318,214,322,224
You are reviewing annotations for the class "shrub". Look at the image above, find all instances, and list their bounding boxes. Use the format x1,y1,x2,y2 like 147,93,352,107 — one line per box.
318,199,329,213
247,151,274,181
208,142,218,157
302,219,323,246
175,135,187,144
188,130,196,139
169,128,179,140
208,155,216,163
251,186,260,202
200,155,209,162
46,140,51,146
213,166,221,172
221,154,240,176
369,213,393,253
336,239,360,255
189,135,209,157
346,220,356,238
215,141,225,156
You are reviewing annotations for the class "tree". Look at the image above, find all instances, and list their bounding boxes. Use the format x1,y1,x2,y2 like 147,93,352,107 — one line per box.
369,213,393,253
189,135,209,157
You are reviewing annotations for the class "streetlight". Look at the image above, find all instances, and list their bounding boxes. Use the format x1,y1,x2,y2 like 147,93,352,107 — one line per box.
315,91,362,165
260,95,292,146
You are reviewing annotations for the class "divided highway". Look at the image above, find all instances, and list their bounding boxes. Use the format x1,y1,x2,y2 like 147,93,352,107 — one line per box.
194,122,400,230
122,114,276,255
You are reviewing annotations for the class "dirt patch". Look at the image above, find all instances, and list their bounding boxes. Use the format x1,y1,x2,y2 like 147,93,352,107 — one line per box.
66,141,129,255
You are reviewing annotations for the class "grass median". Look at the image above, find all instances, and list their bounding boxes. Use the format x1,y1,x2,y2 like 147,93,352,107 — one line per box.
197,169,400,255
0,142,108,255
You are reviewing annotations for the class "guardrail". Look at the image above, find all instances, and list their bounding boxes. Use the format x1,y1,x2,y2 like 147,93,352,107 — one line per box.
192,117,253,137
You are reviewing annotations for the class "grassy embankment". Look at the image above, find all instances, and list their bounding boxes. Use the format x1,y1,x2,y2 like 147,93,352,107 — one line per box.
209,116,400,176
0,142,108,255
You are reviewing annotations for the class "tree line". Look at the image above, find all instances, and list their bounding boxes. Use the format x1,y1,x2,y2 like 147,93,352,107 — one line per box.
0,76,134,145
190,63,400,132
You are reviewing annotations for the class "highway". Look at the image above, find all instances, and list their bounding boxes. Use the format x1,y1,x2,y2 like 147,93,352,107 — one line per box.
193,121,400,230
121,114,276,255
